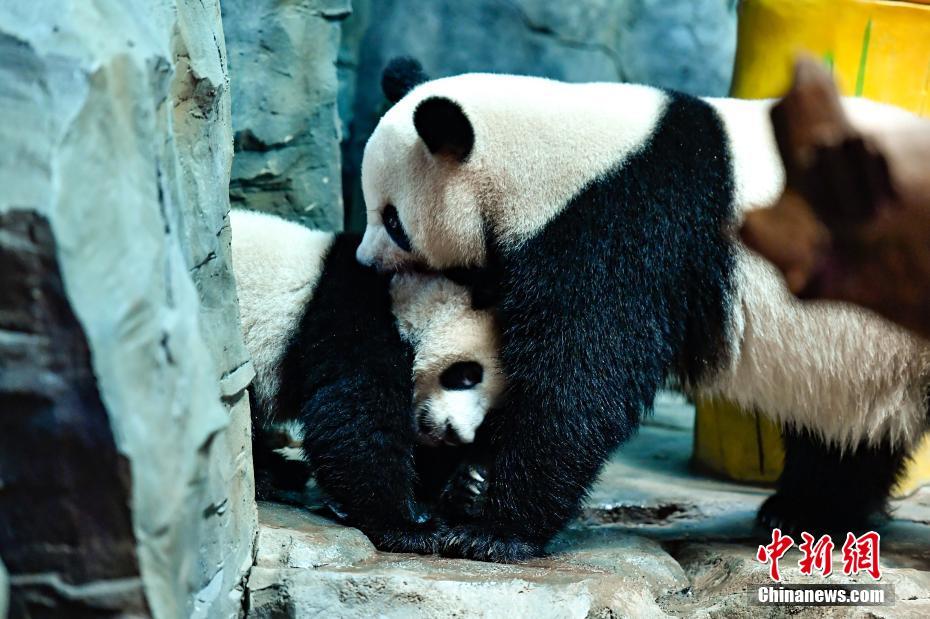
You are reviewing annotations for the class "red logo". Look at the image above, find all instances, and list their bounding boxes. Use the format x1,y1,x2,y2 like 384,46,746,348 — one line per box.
841,531,881,579
757,530,882,581
798,532,834,577
756,528,795,582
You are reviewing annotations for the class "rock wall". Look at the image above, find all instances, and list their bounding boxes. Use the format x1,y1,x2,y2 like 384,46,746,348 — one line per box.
0,559,7,619
0,211,149,616
224,0,351,230
0,2,256,617
339,0,738,229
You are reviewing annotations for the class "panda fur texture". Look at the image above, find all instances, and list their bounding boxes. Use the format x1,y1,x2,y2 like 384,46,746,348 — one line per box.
356,59,930,562
230,209,503,553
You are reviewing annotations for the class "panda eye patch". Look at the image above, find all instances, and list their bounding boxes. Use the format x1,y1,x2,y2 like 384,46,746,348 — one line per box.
382,204,411,252
440,361,484,390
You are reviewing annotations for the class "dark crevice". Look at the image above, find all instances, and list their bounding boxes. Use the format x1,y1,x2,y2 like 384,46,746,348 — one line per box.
580,502,698,526
190,250,217,271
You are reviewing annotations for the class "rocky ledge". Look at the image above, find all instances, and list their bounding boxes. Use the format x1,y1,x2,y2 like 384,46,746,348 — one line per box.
245,396,930,618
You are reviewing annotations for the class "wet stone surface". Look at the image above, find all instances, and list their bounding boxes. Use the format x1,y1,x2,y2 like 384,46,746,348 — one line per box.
246,394,930,618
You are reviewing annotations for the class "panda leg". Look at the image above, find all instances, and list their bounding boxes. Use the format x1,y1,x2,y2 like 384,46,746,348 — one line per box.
299,380,444,555
252,437,312,502
249,388,314,501
757,427,911,537
436,395,635,563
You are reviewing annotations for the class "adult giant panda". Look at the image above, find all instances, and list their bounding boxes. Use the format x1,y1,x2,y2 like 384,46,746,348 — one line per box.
355,59,930,562
230,209,503,553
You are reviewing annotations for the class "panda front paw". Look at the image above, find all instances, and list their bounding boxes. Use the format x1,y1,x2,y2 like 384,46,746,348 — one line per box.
439,525,542,563
360,497,448,555
439,463,489,520
757,492,886,539
365,520,448,555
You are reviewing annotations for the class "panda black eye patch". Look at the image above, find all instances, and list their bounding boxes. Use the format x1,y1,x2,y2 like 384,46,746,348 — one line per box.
382,204,412,252
439,361,484,390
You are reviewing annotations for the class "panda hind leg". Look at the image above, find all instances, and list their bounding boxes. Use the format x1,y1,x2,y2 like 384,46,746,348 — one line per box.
757,427,911,538
251,426,313,502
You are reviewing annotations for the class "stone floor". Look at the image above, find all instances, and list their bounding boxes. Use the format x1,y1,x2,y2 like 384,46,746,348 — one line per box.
244,394,930,618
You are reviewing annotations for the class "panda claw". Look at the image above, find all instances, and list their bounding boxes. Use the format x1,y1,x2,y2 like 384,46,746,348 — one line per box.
756,491,883,540
439,525,543,563
366,524,444,555
440,462,489,520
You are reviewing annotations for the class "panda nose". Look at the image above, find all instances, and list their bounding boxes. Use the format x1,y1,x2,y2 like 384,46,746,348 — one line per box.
355,232,376,266
441,423,463,446
416,411,463,446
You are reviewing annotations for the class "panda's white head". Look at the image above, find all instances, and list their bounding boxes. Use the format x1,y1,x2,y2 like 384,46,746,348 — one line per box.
357,60,486,273
390,272,504,446
357,58,666,272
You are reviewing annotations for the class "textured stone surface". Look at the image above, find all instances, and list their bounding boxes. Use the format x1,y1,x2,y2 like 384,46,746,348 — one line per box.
662,539,930,617
247,395,930,617
248,503,686,618
0,559,7,619
0,211,148,617
338,0,739,229
223,0,350,230
0,2,255,617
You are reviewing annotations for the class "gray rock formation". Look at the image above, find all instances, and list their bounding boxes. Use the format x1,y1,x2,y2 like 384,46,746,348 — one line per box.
0,211,149,617
224,0,351,230
245,394,930,617
0,1,256,616
247,502,689,618
339,0,739,229
0,559,7,619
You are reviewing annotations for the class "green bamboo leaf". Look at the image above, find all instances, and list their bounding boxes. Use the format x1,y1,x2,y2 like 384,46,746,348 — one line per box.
855,18,873,96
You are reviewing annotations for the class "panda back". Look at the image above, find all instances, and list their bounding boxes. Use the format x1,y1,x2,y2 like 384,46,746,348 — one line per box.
230,209,335,419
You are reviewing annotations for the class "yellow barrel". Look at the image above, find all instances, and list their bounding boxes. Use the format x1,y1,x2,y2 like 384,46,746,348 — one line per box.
732,0,930,112
693,397,784,484
694,0,930,495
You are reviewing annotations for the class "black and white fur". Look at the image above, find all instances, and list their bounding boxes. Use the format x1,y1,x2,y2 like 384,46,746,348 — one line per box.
356,59,930,562
230,209,503,553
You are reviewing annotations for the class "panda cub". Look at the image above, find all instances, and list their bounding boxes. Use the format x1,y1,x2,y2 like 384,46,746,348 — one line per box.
355,59,930,562
230,209,503,553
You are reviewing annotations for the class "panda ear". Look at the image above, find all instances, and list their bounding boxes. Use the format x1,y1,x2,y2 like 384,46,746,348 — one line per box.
413,97,474,162
381,57,428,104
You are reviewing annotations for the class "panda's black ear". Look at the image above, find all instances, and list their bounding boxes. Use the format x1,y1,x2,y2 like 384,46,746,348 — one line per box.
413,97,474,162
381,57,428,104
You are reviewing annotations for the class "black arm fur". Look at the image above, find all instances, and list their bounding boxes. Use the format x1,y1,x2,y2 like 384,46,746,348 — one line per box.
440,93,737,561
276,236,440,553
